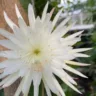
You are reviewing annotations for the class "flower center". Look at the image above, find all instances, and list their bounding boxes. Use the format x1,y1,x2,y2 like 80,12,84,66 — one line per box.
19,44,52,72
33,49,41,55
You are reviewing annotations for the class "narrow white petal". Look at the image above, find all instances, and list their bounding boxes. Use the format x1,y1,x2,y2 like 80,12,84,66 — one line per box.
49,8,55,19
33,72,42,96
15,4,23,19
0,29,13,39
44,13,51,23
64,60,90,66
3,73,19,88
0,40,19,50
52,67,77,85
0,59,21,69
70,38,81,45
62,38,81,46
13,26,21,36
14,78,25,96
43,68,59,94
33,72,42,86
55,16,71,31
0,29,26,49
42,2,49,22
13,26,29,43
8,35,28,49
19,67,28,77
0,60,23,78
32,72,42,96
64,31,83,40
63,71,77,85
44,77,57,94
52,68,81,94
18,18,28,35
52,9,63,28
22,70,33,96
59,22,76,37
51,61,63,69
0,51,19,59
63,64,87,78
70,48,92,53
61,77,81,94
0,72,18,86
0,74,8,79
34,84,39,96
0,29,25,49
28,4,35,27
3,63,22,75
43,80,52,96
73,53,90,58
53,76,66,96
52,22,75,38
4,11,17,29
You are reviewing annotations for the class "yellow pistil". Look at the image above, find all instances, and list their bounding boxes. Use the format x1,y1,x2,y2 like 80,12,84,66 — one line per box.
33,49,41,55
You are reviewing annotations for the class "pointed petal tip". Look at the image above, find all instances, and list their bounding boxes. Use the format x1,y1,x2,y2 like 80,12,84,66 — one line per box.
47,1,49,5
15,4,17,8
87,55,90,57
2,84,7,88
59,8,63,13
81,48,93,51
72,81,77,85
78,91,82,94
75,83,78,86
88,48,93,50
41,1,49,22
15,4,19,12
3,11,7,17
28,3,32,7
64,60,91,66
80,30,84,33
86,64,91,66
44,1,49,9
3,11,7,21
28,4,32,11
82,75,88,78
15,4,23,19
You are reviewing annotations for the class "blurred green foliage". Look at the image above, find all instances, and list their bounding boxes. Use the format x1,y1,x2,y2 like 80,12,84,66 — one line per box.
20,0,60,17
0,80,4,96
0,90,4,96
20,0,32,12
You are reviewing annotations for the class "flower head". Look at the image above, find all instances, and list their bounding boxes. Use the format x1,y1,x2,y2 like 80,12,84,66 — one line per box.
0,2,91,96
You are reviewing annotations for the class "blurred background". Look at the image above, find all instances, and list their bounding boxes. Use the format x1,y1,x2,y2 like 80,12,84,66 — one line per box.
0,0,96,96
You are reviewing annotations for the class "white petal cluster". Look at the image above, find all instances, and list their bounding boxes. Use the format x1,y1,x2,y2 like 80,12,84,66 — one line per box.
0,2,91,96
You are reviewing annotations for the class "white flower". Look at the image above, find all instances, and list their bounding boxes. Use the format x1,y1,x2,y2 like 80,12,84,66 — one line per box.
0,2,91,96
